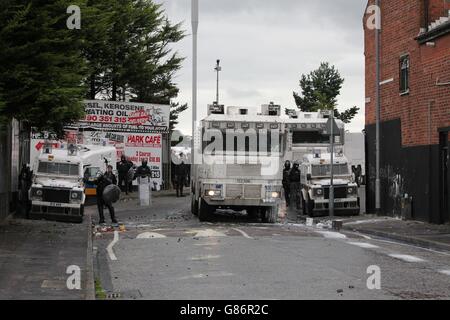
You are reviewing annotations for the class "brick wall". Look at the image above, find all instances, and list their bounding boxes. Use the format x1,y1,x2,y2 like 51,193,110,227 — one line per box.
364,0,450,147
429,0,450,22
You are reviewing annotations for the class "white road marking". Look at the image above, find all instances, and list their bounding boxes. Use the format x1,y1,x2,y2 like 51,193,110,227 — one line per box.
193,242,221,246
347,242,380,249
106,231,119,261
345,218,396,225
370,238,450,256
439,270,450,276
190,255,221,261
136,232,167,239
316,231,347,239
388,254,425,263
178,272,233,280
232,228,253,239
194,229,226,238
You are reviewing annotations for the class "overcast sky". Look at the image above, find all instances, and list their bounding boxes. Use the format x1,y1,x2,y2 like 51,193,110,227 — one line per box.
154,0,368,135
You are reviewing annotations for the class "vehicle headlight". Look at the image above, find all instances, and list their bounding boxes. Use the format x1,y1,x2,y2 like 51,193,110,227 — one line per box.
347,187,356,195
314,188,323,196
31,188,43,197
271,192,280,198
71,191,82,200
206,190,221,197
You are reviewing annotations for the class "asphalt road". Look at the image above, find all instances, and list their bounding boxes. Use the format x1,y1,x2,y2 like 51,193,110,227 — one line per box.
92,192,450,300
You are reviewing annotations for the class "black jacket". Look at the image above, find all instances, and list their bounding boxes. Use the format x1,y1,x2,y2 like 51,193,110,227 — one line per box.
174,162,188,177
289,167,301,183
282,168,290,184
117,160,132,176
95,172,117,196
135,165,152,178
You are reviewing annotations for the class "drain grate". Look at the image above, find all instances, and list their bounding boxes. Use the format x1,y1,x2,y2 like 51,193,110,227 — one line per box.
106,292,121,299
105,290,142,300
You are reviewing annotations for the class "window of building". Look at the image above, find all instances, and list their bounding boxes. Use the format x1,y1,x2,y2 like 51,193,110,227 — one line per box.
400,55,410,94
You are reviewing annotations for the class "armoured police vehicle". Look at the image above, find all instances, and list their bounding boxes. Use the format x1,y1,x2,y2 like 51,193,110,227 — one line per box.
299,151,359,217
29,143,116,222
191,102,286,223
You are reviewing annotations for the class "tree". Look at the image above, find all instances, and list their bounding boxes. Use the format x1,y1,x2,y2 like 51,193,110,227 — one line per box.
169,102,188,133
83,0,187,131
293,62,359,123
0,0,87,136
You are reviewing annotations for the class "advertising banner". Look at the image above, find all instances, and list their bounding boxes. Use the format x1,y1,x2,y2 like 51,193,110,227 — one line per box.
124,133,162,188
82,131,126,159
77,100,170,133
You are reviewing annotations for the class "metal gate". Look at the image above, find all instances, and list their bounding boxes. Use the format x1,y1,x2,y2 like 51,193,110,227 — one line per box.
439,128,449,224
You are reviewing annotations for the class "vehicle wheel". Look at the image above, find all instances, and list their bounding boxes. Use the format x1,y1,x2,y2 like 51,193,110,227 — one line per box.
306,195,315,217
247,207,258,220
191,195,199,216
300,192,306,216
80,205,85,217
264,206,278,224
198,199,212,222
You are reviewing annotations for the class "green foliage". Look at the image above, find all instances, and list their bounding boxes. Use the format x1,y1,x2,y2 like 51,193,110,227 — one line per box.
293,62,359,124
0,0,187,134
83,0,187,130
0,0,87,136
169,102,188,133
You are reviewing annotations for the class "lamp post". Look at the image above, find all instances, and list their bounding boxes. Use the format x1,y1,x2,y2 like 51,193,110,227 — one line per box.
375,0,381,213
191,0,198,169
329,109,335,217
214,59,221,104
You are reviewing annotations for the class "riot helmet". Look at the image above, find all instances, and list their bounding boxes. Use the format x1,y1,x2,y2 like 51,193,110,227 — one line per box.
284,160,291,170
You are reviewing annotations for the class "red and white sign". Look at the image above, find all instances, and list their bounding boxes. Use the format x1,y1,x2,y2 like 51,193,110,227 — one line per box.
124,133,162,187
77,100,170,133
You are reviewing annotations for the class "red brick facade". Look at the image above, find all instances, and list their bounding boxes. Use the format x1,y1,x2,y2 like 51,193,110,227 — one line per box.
363,0,449,223
364,0,450,147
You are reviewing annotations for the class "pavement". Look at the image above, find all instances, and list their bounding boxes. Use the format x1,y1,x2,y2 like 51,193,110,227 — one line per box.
0,211,94,300
1,188,449,300
295,214,450,253
93,190,450,300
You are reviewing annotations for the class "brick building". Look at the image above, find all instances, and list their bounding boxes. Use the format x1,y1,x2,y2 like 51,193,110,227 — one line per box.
363,0,450,223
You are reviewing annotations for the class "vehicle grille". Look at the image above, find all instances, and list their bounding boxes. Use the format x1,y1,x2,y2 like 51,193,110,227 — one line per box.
324,186,347,199
226,184,243,198
244,185,261,199
226,164,261,177
42,188,71,203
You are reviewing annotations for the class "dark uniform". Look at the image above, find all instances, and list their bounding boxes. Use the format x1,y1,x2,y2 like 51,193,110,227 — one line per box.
174,161,188,197
117,155,133,194
18,164,33,217
289,162,301,210
95,171,117,224
282,161,291,207
135,160,152,178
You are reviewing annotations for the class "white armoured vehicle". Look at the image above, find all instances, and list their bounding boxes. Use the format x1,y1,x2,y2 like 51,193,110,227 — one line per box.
191,103,286,223
284,110,345,163
29,143,116,222
299,151,359,217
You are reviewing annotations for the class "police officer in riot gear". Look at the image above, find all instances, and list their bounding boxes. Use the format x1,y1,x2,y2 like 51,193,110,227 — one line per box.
95,165,118,225
289,161,301,210
174,153,188,197
282,160,291,207
135,159,152,179
117,155,132,194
